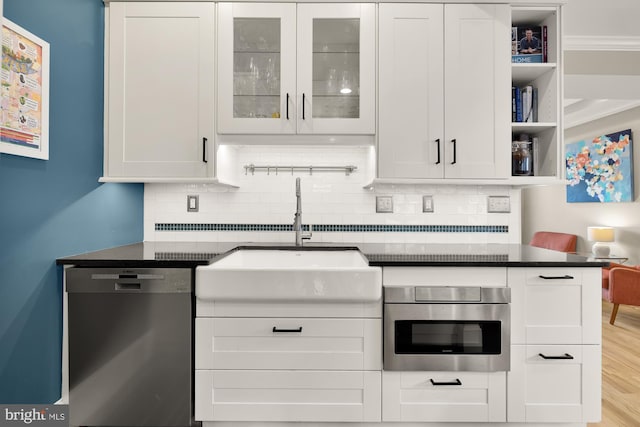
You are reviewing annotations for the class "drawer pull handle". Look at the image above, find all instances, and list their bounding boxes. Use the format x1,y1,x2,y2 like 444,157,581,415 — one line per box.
539,353,574,360
435,138,441,165
430,378,462,386
272,327,303,333
538,275,574,280
202,137,208,163
302,93,306,120
451,139,457,164
286,93,290,120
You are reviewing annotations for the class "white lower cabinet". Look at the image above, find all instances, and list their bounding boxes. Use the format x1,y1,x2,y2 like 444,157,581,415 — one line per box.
382,371,506,422
196,370,381,422
196,317,381,370
507,344,602,423
509,267,601,345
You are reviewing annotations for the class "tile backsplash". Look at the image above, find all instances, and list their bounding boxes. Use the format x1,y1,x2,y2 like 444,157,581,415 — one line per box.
144,145,521,244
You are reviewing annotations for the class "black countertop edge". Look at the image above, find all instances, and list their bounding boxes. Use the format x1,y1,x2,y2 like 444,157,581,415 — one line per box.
56,242,609,268
367,261,609,267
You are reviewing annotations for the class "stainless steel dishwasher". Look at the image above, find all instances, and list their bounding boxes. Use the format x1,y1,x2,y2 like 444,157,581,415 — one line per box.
66,267,194,427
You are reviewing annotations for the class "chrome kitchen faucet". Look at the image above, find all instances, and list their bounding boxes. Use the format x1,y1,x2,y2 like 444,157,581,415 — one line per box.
293,177,312,246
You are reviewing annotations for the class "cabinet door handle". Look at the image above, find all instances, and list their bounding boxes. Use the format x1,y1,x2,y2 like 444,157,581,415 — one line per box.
451,139,457,164
202,137,208,163
435,138,441,165
539,353,574,360
538,275,574,280
272,327,303,333
430,378,462,386
286,93,290,120
302,93,306,120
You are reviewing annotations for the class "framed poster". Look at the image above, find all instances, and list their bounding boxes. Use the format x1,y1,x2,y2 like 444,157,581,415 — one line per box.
0,18,50,160
566,129,634,203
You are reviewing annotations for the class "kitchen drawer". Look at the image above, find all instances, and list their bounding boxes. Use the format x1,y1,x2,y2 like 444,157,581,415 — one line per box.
382,371,506,422
195,370,381,422
507,344,601,423
196,317,382,370
509,267,601,345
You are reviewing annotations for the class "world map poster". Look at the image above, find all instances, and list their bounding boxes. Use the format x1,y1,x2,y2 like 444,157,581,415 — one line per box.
0,19,49,160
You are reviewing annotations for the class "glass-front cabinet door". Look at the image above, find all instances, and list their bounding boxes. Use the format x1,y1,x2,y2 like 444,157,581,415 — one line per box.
218,3,375,135
217,3,296,134
297,3,375,134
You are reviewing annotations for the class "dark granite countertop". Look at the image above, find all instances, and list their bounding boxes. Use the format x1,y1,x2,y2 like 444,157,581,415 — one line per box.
56,242,607,268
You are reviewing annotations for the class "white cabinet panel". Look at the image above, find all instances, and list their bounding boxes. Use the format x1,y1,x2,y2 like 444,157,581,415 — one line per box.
382,371,506,422
508,344,601,423
196,317,381,370
378,4,444,179
509,267,602,345
217,2,375,135
378,4,510,180
443,4,511,179
195,370,381,422
106,2,214,179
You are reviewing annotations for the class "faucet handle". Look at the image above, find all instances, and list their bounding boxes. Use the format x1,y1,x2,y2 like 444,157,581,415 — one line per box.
302,225,313,241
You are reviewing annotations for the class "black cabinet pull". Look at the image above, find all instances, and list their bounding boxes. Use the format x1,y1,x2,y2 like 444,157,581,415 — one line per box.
430,378,462,386
538,275,574,280
451,139,456,164
202,137,208,163
286,93,290,120
435,138,441,165
272,327,303,333
539,353,574,360
302,93,306,120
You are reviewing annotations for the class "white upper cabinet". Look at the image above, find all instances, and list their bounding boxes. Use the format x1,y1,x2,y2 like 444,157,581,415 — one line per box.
104,2,215,180
378,4,511,180
217,2,376,135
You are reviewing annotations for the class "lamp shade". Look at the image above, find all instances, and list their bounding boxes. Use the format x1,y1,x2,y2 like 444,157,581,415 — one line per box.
587,226,615,242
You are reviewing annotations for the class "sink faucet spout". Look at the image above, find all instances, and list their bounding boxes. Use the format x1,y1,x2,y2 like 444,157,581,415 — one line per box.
293,177,312,246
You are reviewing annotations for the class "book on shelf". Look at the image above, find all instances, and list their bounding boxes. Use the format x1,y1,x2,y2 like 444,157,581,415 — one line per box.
514,86,523,122
511,26,545,63
532,136,539,176
512,85,538,123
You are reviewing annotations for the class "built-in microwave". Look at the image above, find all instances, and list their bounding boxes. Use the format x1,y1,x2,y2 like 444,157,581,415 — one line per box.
383,286,510,372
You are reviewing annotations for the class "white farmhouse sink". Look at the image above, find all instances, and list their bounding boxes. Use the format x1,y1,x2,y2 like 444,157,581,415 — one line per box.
196,248,382,302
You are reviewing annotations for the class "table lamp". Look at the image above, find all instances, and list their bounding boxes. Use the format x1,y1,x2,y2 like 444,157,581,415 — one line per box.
587,226,615,257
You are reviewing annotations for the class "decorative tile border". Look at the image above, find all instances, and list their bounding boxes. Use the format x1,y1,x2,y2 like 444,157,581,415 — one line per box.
365,254,509,262
155,223,508,233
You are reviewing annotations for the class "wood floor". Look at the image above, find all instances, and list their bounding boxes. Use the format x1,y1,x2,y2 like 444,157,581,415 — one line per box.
588,301,640,427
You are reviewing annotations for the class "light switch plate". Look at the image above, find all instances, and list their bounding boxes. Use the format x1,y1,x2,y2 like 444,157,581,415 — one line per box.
422,195,434,213
376,196,393,213
187,195,199,212
487,196,510,213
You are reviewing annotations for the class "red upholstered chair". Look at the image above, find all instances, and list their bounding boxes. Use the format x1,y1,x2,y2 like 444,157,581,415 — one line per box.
601,262,640,325
529,231,578,253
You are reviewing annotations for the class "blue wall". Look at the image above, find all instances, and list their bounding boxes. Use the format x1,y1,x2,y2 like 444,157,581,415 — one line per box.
0,0,144,403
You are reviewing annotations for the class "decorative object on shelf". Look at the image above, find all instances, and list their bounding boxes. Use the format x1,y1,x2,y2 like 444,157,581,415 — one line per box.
244,164,357,176
587,226,615,257
512,134,533,176
566,129,634,202
0,18,50,160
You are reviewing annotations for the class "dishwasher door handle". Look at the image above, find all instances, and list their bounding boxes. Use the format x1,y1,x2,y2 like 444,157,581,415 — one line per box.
115,282,141,291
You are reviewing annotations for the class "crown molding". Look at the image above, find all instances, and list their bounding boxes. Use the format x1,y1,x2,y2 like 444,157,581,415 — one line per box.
564,35,640,52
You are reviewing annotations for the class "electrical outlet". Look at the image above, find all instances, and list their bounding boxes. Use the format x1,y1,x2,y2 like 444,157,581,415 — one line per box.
487,196,510,213
422,195,434,213
376,196,393,213
187,195,199,212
